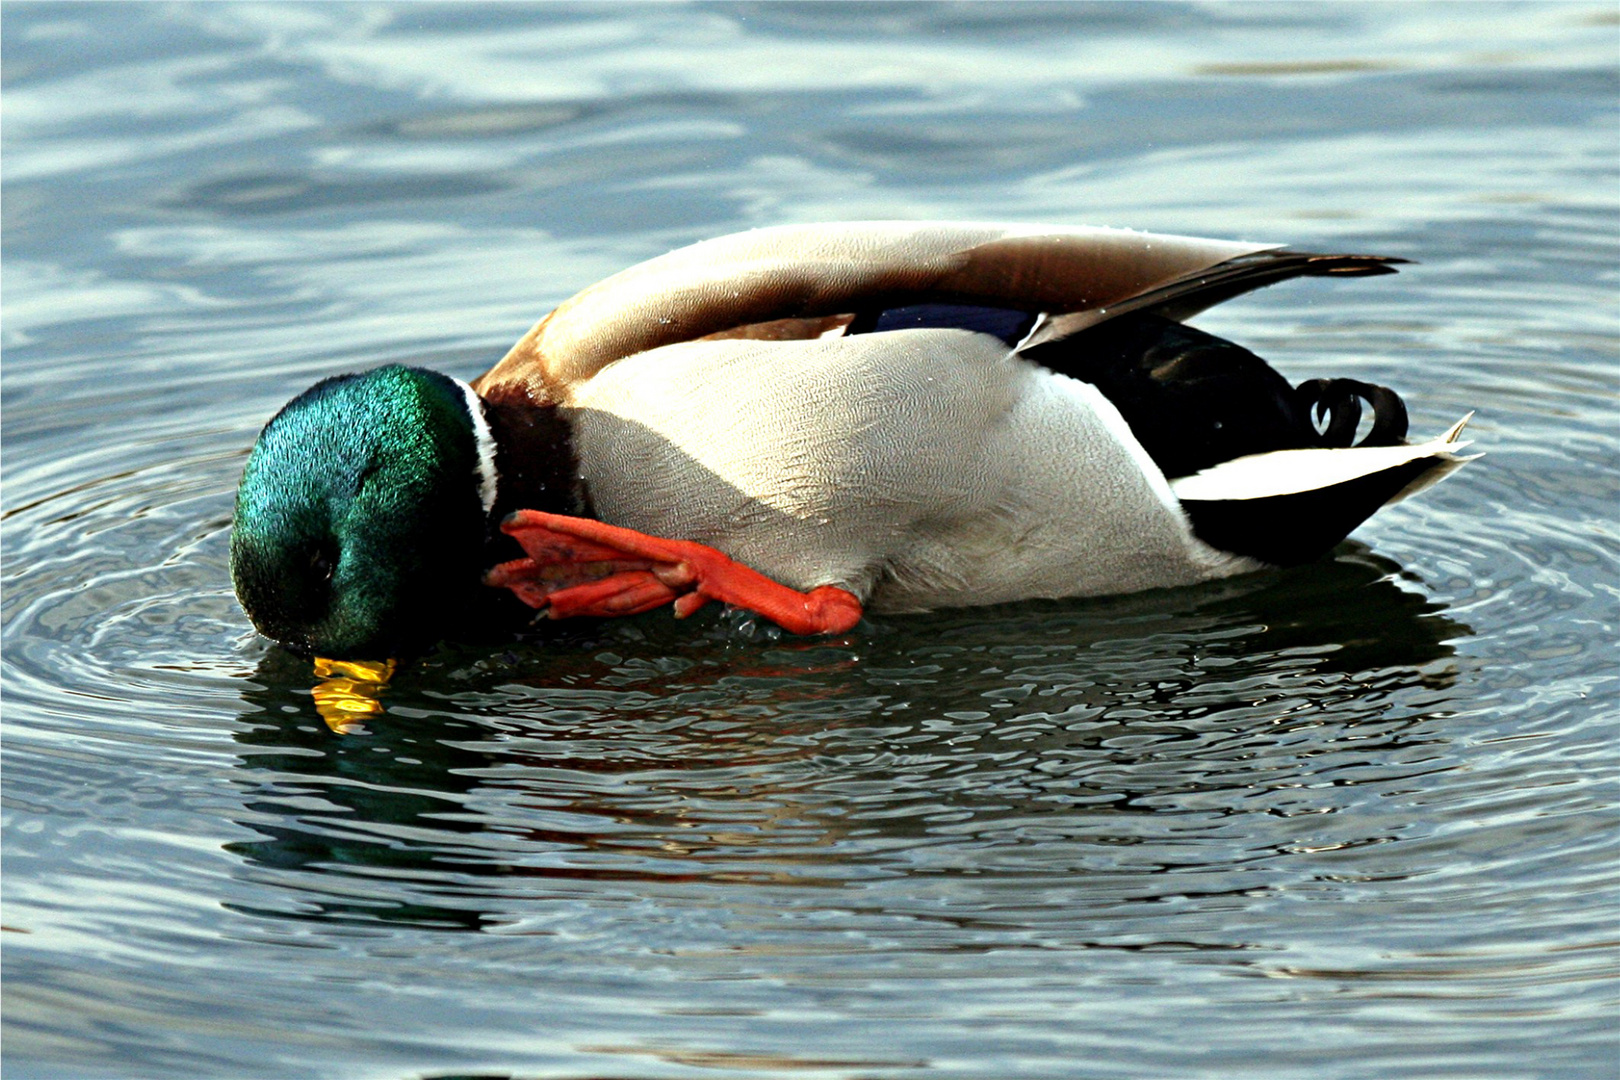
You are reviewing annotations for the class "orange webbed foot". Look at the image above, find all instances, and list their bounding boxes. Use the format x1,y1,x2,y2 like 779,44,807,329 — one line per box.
484,510,863,635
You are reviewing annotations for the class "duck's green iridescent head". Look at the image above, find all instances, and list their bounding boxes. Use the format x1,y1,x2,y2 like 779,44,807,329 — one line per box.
231,365,494,659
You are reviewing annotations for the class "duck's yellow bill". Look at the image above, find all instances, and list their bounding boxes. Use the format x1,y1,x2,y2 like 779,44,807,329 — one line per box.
311,657,397,734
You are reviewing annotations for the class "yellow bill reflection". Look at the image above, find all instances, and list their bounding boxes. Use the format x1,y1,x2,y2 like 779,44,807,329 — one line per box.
311,657,397,734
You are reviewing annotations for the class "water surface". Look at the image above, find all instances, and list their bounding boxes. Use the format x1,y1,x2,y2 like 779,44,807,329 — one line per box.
4,4,1617,1078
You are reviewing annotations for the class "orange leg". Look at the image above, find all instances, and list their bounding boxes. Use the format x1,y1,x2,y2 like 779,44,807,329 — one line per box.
484,510,863,636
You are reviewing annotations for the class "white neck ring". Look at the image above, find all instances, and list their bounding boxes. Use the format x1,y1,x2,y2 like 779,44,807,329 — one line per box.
453,377,499,517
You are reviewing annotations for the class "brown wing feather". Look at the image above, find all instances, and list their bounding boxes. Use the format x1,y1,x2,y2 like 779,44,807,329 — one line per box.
472,222,1302,404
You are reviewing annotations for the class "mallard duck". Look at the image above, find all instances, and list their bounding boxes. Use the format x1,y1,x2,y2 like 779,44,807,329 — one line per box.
230,221,1475,659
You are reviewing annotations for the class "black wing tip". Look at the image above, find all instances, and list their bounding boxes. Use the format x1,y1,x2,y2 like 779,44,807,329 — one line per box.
1287,252,1413,276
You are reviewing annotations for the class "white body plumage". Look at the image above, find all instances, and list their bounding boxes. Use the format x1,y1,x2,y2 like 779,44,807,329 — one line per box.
569,328,1260,611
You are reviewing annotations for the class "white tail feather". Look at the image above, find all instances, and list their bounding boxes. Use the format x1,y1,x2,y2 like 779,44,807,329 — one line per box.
1169,416,1480,503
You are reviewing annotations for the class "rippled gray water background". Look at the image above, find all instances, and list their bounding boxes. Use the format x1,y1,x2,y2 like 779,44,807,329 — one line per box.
4,4,1617,1078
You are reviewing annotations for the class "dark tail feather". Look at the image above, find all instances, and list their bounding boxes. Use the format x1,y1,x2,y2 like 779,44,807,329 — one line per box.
1171,417,1479,566
1181,459,1437,566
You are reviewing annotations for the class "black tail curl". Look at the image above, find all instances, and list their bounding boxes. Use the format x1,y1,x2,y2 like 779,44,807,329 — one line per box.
1295,378,1408,448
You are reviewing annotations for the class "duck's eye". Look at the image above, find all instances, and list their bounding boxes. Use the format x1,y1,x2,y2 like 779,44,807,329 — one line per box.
309,546,336,583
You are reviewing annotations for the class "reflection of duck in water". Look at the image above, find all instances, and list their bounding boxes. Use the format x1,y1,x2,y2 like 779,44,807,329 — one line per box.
230,553,1469,929
230,223,1476,661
